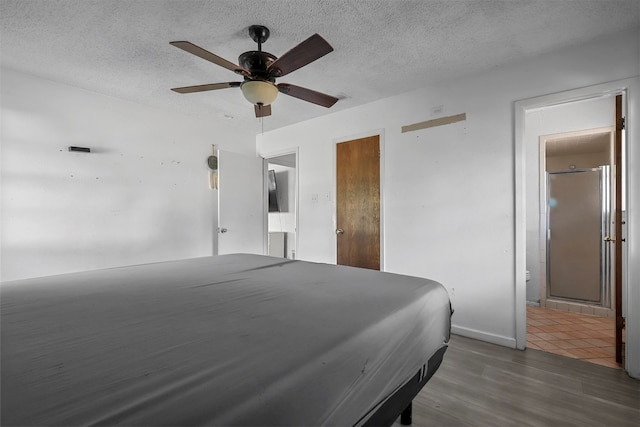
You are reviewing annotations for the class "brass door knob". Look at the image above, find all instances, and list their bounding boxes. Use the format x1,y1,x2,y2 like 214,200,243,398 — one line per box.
604,236,615,242
336,228,344,235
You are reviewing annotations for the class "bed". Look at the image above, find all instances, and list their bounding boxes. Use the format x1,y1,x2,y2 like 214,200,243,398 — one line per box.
1,254,451,426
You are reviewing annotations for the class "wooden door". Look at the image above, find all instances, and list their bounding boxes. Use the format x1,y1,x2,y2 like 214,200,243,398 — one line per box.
336,135,380,270
614,94,624,364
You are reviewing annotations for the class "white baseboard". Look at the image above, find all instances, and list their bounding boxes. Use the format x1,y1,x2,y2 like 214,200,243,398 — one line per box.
451,324,517,349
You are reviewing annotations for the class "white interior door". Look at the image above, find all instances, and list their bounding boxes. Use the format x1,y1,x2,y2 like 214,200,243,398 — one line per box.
217,150,265,255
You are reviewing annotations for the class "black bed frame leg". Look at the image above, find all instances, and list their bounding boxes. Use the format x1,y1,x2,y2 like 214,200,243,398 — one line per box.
400,402,412,425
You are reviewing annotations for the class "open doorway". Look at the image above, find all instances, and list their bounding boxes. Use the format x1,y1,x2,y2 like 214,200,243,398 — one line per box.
265,152,298,259
527,127,620,368
515,84,630,372
541,128,614,312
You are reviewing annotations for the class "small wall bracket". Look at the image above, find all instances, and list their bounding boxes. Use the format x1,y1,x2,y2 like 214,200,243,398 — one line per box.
68,146,91,153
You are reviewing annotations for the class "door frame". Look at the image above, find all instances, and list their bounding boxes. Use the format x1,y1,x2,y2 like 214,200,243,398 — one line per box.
514,78,637,377
261,147,299,258
333,130,386,270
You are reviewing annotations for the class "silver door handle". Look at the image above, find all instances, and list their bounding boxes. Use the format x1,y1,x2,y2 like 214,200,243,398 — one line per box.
336,228,344,235
219,228,228,234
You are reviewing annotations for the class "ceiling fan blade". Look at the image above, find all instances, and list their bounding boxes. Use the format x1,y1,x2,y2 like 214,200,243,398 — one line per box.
255,104,272,118
277,83,338,108
171,82,241,94
170,41,250,76
268,34,333,77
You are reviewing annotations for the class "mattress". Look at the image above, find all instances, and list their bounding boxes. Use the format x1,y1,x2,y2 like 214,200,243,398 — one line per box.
1,254,451,426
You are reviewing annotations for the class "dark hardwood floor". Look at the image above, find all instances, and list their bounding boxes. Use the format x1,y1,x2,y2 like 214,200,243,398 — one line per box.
408,335,639,426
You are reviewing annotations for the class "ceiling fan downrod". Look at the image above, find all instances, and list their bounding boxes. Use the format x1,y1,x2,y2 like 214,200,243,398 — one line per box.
248,25,270,51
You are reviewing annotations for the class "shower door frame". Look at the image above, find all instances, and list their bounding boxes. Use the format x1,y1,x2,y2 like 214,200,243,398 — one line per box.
545,166,612,307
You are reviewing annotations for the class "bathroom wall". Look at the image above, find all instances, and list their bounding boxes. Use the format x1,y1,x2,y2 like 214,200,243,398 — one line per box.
546,150,610,172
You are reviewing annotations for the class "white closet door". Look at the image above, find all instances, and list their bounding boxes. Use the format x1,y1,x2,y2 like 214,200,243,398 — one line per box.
217,150,264,255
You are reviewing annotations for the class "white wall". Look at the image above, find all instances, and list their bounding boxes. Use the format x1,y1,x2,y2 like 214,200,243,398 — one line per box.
257,28,640,350
524,97,614,303
1,68,255,281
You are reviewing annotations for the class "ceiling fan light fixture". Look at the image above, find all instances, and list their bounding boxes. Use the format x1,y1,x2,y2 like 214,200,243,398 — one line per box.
240,80,279,106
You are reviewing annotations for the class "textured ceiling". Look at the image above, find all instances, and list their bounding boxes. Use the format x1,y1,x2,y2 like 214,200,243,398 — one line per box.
1,0,639,134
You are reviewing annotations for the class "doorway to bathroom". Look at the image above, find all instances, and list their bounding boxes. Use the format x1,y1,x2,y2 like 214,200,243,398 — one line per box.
526,127,621,369
519,90,627,369
542,129,614,312
265,151,298,259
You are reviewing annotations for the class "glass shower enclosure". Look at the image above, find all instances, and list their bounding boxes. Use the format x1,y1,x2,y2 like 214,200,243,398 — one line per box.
546,166,611,306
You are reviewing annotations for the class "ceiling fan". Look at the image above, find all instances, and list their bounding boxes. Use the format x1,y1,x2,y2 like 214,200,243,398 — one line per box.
170,25,339,118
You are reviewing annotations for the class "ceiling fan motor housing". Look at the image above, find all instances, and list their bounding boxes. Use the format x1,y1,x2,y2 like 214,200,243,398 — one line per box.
238,51,277,81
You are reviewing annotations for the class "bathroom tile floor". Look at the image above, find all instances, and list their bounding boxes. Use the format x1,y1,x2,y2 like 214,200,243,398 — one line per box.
526,305,620,369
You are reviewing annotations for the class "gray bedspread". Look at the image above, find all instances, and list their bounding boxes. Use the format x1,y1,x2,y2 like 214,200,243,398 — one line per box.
1,254,451,426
